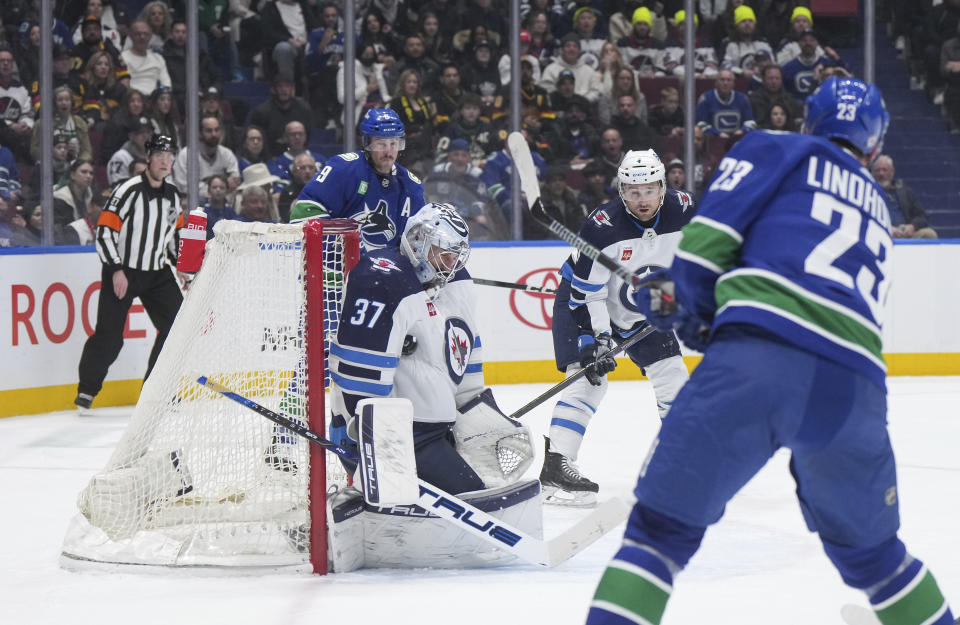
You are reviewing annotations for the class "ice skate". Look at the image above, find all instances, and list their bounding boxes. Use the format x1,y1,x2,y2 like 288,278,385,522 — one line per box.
539,437,598,507
263,435,298,475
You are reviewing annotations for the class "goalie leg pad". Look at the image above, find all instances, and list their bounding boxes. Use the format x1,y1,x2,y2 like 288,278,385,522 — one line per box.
548,366,607,460
454,388,535,487
361,479,543,569
356,398,419,507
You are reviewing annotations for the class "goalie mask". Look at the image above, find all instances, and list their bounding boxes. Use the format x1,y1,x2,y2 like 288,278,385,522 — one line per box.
617,149,666,219
401,203,471,288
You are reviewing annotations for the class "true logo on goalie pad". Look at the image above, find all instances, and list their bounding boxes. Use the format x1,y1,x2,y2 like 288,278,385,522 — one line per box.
418,485,523,547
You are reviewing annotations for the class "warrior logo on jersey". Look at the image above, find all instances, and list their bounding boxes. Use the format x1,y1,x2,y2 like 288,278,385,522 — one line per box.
620,264,666,313
426,301,437,317
444,317,474,384
369,256,401,273
351,199,397,250
621,249,633,261
592,210,614,227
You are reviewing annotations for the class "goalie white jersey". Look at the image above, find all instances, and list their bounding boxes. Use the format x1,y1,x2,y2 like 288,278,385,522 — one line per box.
330,247,484,424
566,189,696,336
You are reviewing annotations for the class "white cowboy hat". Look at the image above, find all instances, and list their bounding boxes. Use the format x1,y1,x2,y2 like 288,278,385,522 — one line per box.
236,163,283,191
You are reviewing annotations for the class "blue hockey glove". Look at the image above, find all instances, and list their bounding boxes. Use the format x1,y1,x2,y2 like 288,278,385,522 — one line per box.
633,269,711,352
578,333,618,386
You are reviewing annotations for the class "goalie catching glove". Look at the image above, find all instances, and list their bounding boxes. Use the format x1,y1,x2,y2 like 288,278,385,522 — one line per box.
578,333,618,386
454,389,535,488
632,268,711,352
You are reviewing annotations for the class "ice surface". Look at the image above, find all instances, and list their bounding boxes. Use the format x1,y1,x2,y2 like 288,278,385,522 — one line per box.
1,378,957,625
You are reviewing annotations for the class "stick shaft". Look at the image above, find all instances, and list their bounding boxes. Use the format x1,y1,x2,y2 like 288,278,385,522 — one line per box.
509,325,656,419
472,277,557,294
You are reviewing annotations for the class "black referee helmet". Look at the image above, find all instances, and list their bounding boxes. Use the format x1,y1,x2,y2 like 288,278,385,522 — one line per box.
145,134,176,155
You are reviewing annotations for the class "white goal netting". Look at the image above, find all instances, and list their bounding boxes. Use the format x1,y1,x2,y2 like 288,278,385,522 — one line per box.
61,219,359,572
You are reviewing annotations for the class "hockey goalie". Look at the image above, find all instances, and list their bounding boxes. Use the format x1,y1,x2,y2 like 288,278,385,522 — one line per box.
324,203,541,571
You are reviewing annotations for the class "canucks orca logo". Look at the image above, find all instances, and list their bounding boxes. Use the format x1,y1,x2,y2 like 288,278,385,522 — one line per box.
794,71,818,96
620,264,666,313
444,317,474,384
351,199,397,250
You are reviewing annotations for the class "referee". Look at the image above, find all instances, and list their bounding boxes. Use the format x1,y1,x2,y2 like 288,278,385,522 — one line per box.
75,134,186,410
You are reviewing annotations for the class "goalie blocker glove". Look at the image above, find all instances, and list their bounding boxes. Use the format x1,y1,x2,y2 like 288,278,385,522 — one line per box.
578,333,618,386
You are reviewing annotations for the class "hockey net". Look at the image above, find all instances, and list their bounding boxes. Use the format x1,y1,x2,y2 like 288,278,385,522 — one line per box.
61,219,360,574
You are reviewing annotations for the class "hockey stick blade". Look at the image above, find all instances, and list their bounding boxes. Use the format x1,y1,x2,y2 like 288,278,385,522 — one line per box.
507,131,641,288
509,324,657,420
841,604,880,625
473,277,557,295
196,376,627,568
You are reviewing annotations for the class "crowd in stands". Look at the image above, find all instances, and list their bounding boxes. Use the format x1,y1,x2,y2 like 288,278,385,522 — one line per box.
0,0,939,247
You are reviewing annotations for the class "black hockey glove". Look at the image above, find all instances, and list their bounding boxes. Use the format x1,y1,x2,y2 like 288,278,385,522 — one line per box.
578,333,618,386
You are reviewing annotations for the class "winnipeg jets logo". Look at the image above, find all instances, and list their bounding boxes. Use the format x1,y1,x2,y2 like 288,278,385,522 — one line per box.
620,264,665,313
369,256,400,273
444,318,474,383
677,191,693,212
351,199,397,250
592,210,614,227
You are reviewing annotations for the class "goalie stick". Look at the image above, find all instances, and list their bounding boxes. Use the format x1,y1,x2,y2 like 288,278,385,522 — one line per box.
473,277,557,295
195,376,630,568
508,131,645,289
509,324,657,420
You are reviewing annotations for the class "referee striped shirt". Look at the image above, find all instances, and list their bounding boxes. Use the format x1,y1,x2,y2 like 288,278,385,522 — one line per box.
96,173,182,271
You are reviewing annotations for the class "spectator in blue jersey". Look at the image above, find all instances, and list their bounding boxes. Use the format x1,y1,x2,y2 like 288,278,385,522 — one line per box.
587,77,956,625
291,108,425,251
201,174,238,239
481,130,547,230
266,121,325,184
781,29,846,101
696,68,756,141
424,138,503,240
306,3,345,128
0,144,21,205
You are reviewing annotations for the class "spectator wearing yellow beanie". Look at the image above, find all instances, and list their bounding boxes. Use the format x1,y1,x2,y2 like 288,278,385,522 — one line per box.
615,6,666,77
663,10,719,79
774,6,841,67
722,4,773,82
608,2,667,43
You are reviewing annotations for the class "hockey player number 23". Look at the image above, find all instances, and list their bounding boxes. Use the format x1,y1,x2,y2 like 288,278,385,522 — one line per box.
350,298,386,328
804,192,892,322
709,157,754,192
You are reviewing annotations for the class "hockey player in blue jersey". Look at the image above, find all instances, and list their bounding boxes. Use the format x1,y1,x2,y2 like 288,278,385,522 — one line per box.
587,78,955,625
328,203,534,495
540,149,695,506
291,108,425,250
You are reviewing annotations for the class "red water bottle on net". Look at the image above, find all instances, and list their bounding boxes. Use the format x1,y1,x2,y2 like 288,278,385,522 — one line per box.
177,207,208,274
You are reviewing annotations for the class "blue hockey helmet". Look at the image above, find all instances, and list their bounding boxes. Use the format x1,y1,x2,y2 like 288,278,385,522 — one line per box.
360,108,406,150
803,77,889,158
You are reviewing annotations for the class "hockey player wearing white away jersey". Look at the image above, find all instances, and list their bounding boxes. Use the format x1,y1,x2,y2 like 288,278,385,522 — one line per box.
541,149,696,506
329,203,534,495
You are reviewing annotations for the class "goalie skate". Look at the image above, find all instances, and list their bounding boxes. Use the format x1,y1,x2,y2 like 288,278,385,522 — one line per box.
539,437,598,507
